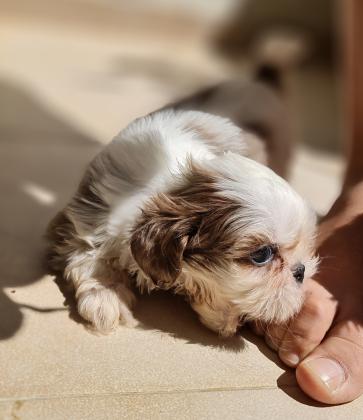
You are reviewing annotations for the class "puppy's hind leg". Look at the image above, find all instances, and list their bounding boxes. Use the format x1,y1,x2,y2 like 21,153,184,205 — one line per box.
48,210,137,333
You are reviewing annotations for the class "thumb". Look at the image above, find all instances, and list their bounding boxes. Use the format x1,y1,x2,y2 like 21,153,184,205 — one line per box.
296,319,363,404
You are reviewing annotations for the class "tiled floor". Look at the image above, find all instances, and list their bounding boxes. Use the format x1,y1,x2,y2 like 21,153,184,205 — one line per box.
1,2,360,419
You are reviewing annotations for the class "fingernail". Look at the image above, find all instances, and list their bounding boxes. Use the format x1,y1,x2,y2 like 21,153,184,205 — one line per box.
303,357,346,393
280,352,300,367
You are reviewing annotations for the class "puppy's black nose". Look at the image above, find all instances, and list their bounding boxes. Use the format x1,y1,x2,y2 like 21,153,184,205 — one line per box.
293,264,305,283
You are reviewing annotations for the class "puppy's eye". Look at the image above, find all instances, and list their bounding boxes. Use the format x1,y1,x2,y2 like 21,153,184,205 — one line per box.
249,245,275,266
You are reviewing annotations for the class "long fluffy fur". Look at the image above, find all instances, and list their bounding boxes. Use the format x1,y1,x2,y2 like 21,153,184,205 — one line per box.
47,109,317,336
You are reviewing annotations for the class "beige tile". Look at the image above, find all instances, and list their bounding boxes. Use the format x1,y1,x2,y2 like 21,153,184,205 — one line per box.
290,147,343,215
0,22,230,144
0,403,12,420
1,389,363,420
1,276,292,399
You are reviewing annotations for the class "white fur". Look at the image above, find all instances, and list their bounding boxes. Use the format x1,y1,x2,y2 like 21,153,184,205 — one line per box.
51,110,317,335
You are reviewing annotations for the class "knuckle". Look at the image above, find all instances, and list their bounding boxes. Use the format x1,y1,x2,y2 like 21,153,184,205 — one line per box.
288,328,321,347
301,298,326,320
278,296,336,356
265,331,282,351
282,311,326,347
280,331,321,358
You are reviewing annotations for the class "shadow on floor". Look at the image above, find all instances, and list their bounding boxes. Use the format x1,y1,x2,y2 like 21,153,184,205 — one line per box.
277,372,328,407
243,325,328,407
55,274,246,352
134,290,245,352
56,270,326,405
0,78,102,340
135,291,332,405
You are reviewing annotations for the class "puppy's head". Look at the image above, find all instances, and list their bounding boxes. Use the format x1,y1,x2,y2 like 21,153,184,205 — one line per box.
130,153,317,336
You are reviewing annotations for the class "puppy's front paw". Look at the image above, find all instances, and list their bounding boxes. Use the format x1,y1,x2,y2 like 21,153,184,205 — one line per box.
77,285,137,333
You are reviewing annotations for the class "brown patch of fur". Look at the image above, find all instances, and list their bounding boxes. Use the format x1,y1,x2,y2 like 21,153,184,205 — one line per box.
130,162,264,289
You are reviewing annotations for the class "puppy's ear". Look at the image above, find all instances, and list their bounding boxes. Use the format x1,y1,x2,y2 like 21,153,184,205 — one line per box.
130,194,192,289
130,163,241,288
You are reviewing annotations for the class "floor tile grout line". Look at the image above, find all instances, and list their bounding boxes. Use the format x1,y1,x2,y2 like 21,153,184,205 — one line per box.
0,385,300,403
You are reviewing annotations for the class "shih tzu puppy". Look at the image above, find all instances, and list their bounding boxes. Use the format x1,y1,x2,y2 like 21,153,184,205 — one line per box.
47,104,318,337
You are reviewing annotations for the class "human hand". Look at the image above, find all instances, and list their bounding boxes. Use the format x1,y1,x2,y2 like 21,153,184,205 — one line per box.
253,183,363,404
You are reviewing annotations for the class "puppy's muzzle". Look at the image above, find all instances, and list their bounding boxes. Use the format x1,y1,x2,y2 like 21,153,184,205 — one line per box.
292,264,305,283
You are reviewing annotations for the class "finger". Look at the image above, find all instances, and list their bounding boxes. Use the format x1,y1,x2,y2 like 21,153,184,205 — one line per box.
249,321,286,351
249,320,265,336
265,323,287,351
278,280,337,367
296,318,363,404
